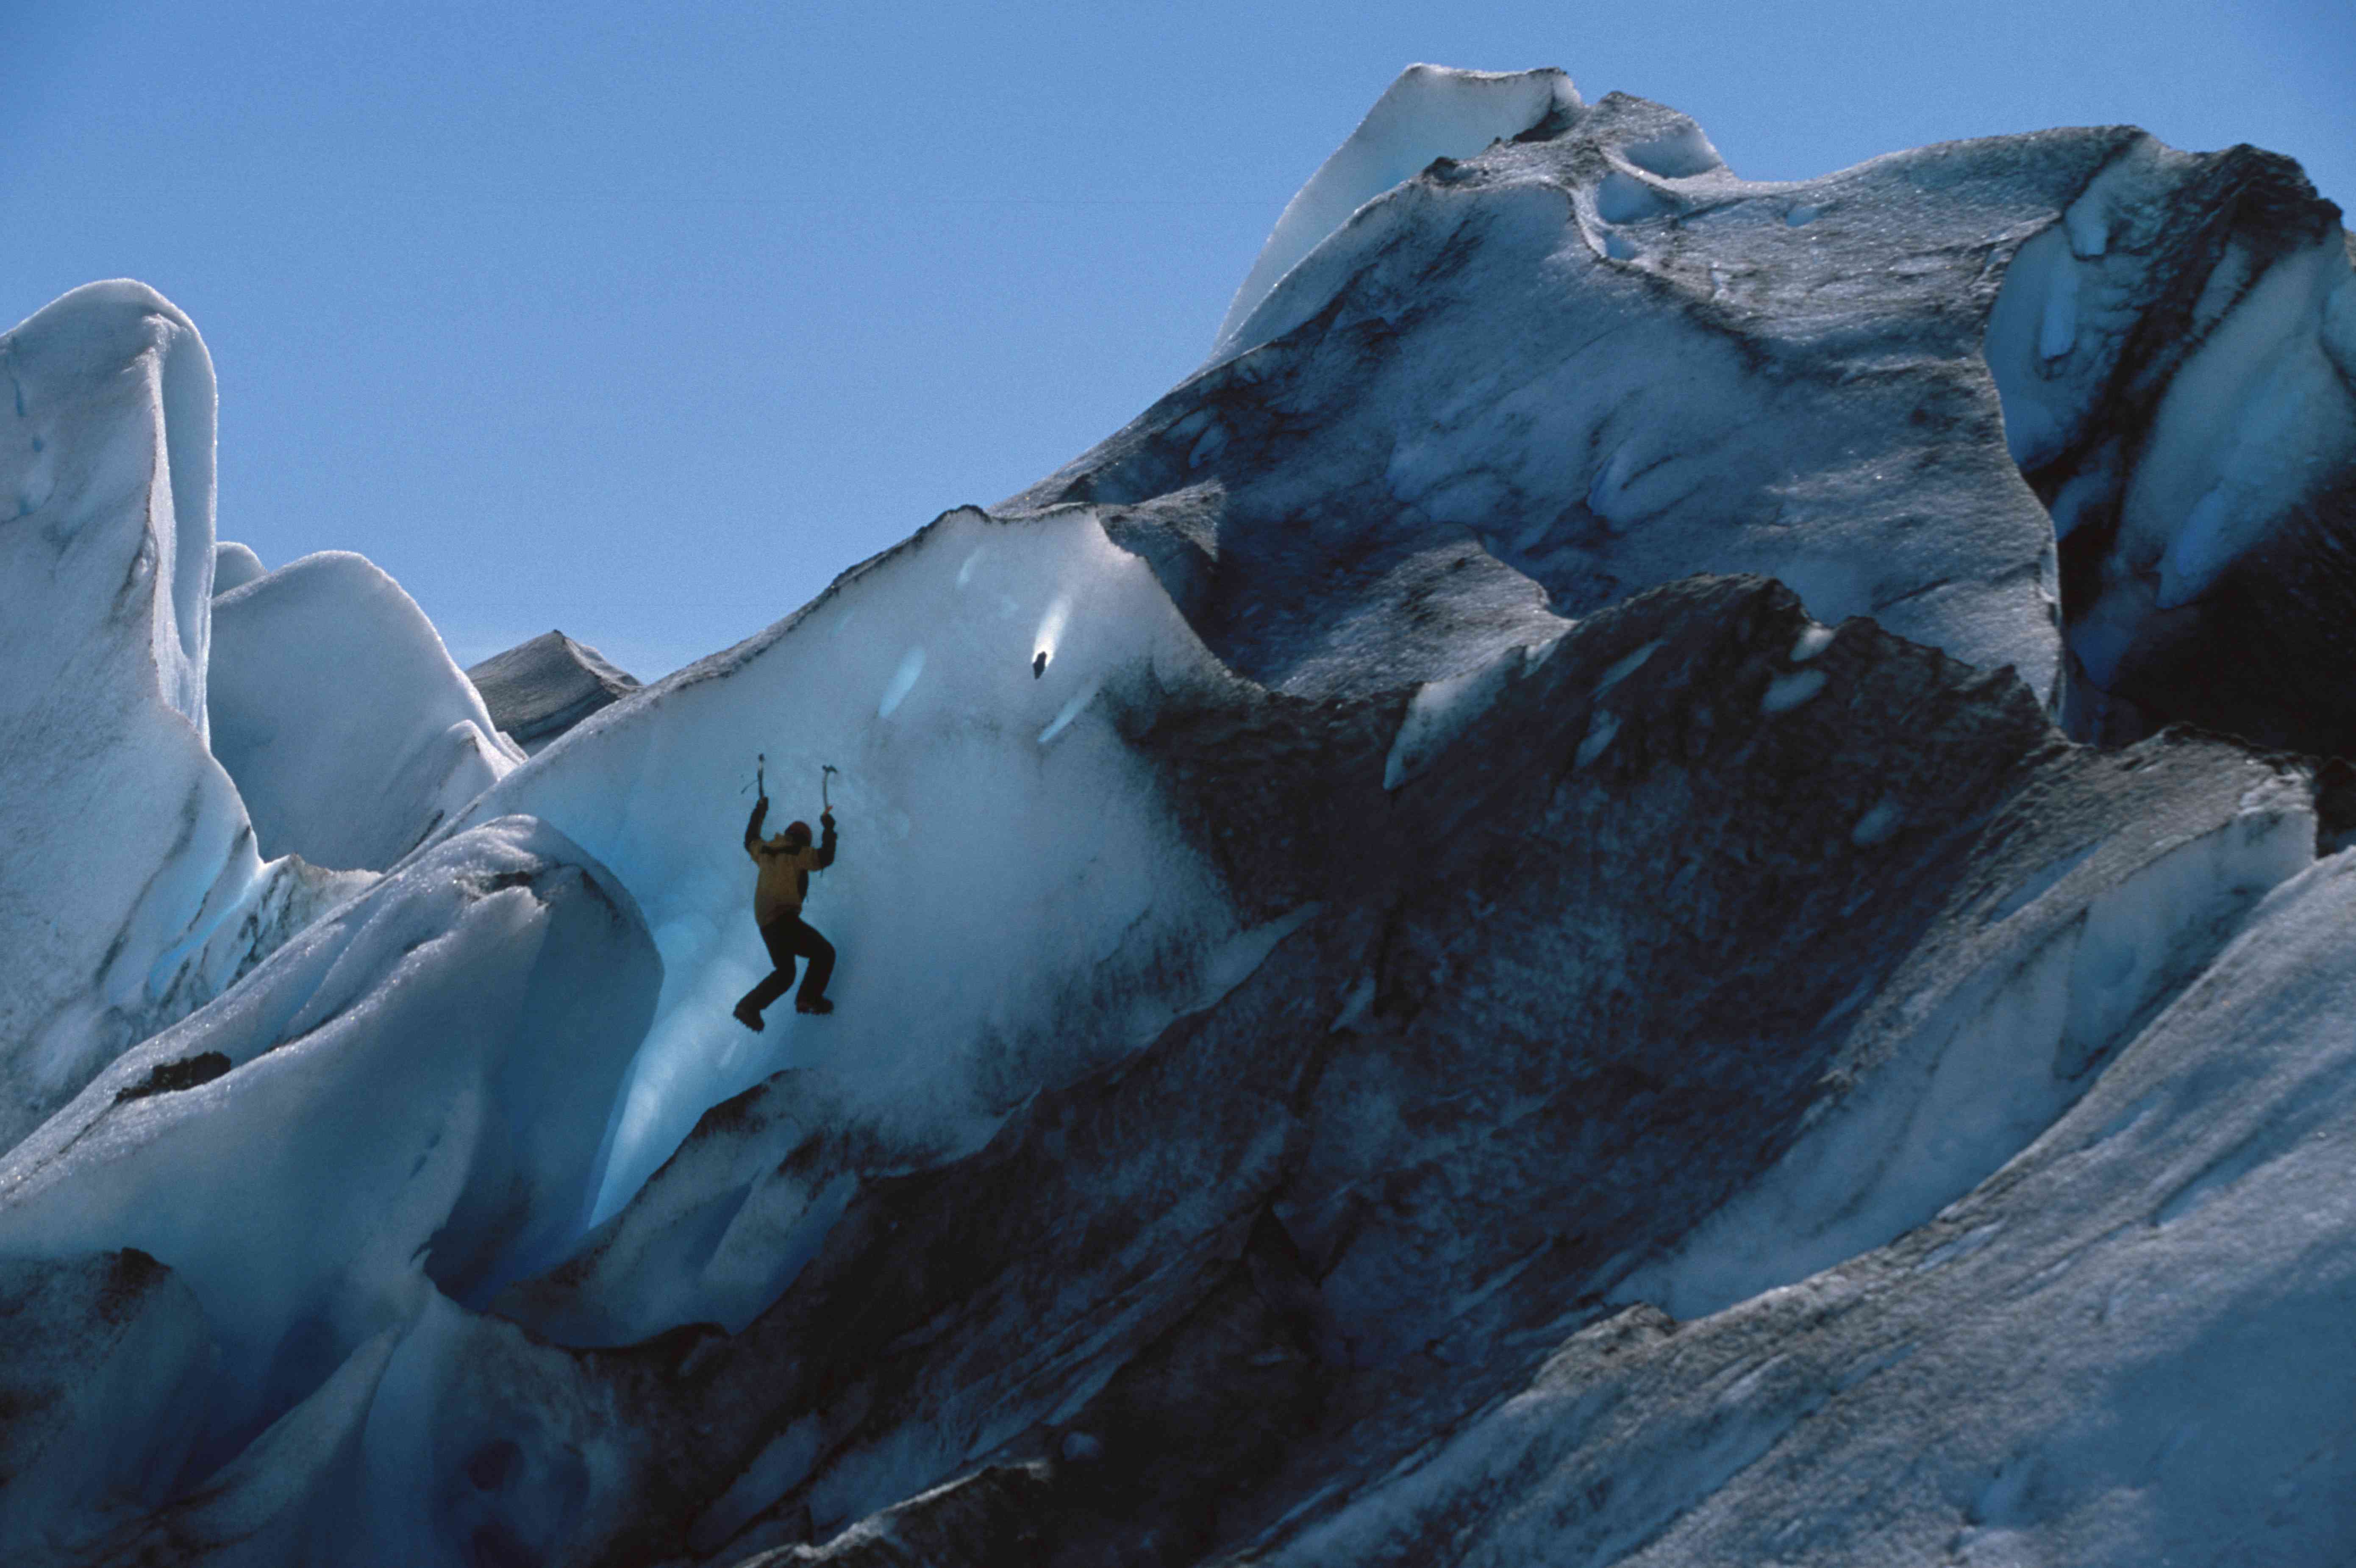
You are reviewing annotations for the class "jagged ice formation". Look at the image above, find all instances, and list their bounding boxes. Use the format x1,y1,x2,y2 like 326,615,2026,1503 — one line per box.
2,62,2355,1568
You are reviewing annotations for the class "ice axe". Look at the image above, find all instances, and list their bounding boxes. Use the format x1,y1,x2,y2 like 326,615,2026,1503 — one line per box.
743,752,766,796
821,763,838,812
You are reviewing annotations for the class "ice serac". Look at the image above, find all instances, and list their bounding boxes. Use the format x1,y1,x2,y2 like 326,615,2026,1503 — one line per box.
0,815,660,1558
466,629,642,754
0,282,362,1154
208,550,522,872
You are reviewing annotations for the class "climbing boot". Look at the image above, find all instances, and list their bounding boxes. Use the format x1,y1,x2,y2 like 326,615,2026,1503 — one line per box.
733,1001,765,1032
795,997,834,1016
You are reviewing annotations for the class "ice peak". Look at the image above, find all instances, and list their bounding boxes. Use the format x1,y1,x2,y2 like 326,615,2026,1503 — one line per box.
1211,64,1581,361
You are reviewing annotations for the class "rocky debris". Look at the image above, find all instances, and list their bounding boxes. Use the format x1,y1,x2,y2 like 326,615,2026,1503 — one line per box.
111,1052,231,1105
467,630,643,754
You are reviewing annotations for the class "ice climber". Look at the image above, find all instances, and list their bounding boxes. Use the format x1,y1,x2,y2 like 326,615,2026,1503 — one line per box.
733,775,839,1029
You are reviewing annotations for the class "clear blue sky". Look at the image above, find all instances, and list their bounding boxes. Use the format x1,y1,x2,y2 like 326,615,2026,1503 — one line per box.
4,0,2348,678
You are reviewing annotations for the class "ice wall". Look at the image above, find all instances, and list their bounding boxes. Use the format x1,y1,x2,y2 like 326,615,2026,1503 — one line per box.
451,506,1255,1227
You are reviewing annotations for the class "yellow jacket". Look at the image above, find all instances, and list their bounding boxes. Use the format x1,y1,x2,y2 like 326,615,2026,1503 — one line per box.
744,799,837,925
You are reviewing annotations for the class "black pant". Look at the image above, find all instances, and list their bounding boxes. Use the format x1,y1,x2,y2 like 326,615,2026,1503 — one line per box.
738,914,835,1016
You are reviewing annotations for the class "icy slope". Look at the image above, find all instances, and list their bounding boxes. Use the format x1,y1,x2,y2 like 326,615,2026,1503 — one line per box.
0,283,363,1152
1250,854,2356,1568
0,1250,214,1554
1018,84,2079,704
209,549,522,871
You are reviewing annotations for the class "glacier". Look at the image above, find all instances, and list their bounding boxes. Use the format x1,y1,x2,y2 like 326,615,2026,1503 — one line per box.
3,61,2356,1568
